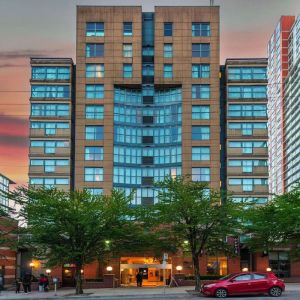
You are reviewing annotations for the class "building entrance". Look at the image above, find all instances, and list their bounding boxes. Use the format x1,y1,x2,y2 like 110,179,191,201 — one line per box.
120,257,172,286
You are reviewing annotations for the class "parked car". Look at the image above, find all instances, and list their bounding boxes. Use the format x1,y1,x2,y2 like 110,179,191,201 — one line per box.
201,272,285,298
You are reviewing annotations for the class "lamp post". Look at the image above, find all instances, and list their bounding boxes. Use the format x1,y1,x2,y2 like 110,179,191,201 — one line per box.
176,265,183,274
29,262,34,275
266,267,272,272
106,266,113,272
46,269,51,276
242,267,248,272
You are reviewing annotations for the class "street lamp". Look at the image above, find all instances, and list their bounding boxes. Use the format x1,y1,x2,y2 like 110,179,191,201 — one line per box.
29,262,34,275
46,269,51,276
242,267,248,272
106,266,113,272
266,267,272,272
176,265,183,273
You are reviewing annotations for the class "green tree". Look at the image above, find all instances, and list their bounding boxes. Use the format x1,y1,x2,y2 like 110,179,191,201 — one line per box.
244,184,300,258
11,187,140,295
153,176,242,292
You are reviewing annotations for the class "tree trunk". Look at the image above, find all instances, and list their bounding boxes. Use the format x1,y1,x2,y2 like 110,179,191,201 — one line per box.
192,253,201,292
75,264,83,295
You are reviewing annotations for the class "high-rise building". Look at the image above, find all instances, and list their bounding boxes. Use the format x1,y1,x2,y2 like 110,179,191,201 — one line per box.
284,15,300,191
224,59,269,206
267,16,295,195
0,173,15,210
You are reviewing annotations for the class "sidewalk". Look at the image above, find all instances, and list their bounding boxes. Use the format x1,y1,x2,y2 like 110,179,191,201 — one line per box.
1,284,300,299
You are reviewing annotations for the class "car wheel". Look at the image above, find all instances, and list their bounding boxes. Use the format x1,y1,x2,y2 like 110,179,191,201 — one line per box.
269,286,282,297
215,288,228,298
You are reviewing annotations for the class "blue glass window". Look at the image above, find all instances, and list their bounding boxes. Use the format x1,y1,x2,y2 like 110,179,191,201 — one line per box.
164,44,173,58
228,67,267,80
30,159,69,172
86,22,104,36
123,44,133,57
192,147,210,160
228,122,267,135
192,126,210,140
232,197,268,204
192,44,210,57
192,84,210,99
192,105,210,120
31,104,69,117
123,64,133,78
228,141,267,154
85,147,104,161
86,64,104,78
192,167,210,182
86,43,104,57
31,85,69,98
85,84,104,99
85,105,104,119
30,122,69,135
164,22,173,36
142,64,154,76
32,67,70,80
114,88,142,104
123,22,133,36
164,64,173,78
228,85,267,99
192,64,210,78
192,23,210,36
30,177,69,186
30,140,69,154
229,178,268,192
228,104,267,117
85,167,103,182
85,188,103,195
85,126,103,140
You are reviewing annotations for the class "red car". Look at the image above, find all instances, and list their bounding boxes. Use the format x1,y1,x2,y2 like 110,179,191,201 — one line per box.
201,272,285,298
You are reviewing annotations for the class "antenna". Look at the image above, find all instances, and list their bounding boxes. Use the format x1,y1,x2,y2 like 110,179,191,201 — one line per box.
210,0,215,6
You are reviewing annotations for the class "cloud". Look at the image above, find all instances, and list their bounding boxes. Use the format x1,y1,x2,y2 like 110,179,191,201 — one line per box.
0,49,68,60
0,115,29,137
0,134,28,148
0,63,27,69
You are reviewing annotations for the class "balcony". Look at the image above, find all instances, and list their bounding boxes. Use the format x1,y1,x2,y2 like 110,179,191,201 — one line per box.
227,147,268,156
227,166,268,176
30,128,71,138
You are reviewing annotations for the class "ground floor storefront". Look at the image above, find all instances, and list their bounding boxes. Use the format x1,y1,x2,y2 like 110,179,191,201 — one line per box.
18,250,299,289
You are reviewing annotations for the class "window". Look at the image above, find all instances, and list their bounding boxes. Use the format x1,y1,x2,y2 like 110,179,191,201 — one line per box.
85,147,104,161
192,126,210,140
123,64,133,78
32,67,70,80
228,104,267,118
164,22,173,36
233,274,252,281
85,105,104,119
192,43,210,57
85,84,104,99
228,122,267,135
164,44,173,58
142,64,154,76
164,64,173,78
229,178,268,192
29,177,69,186
30,122,69,135
192,167,210,182
253,274,267,280
228,86,267,99
86,64,105,78
31,104,69,117
30,159,69,173
123,44,133,57
192,147,210,160
192,84,210,99
86,43,104,57
228,159,267,172
31,85,70,98
86,22,104,37
192,105,210,120
142,46,154,56
232,197,268,205
85,167,103,182
228,141,267,154
192,22,210,36
192,64,210,78
228,67,267,80
123,22,133,36
85,188,103,195
85,126,103,140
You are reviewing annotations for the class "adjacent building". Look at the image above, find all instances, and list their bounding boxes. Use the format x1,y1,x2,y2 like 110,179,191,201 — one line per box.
0,173,15,210
267,16,295,195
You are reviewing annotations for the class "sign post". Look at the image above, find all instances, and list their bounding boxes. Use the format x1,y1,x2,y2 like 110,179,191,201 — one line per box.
162,253,168,295
53,277,58,296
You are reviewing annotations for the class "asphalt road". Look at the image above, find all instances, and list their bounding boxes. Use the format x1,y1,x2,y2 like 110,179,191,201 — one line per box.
80,291,300,300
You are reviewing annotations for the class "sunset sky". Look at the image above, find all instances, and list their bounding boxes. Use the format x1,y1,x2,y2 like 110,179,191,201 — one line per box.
0,0,299,186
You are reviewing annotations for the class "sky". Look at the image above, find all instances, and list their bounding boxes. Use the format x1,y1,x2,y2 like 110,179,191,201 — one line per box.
0,0,299,186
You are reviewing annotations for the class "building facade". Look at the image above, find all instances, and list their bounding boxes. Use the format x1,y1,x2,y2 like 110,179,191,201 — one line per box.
0,173,15,210
267,16,295,195
284,15,300,191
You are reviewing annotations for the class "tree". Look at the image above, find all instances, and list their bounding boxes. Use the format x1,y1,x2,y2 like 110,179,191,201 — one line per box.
11,187,139,295
244,184,300,258
153,176,242,292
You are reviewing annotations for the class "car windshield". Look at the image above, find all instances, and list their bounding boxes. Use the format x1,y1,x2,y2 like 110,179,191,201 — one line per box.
220,274,236,280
